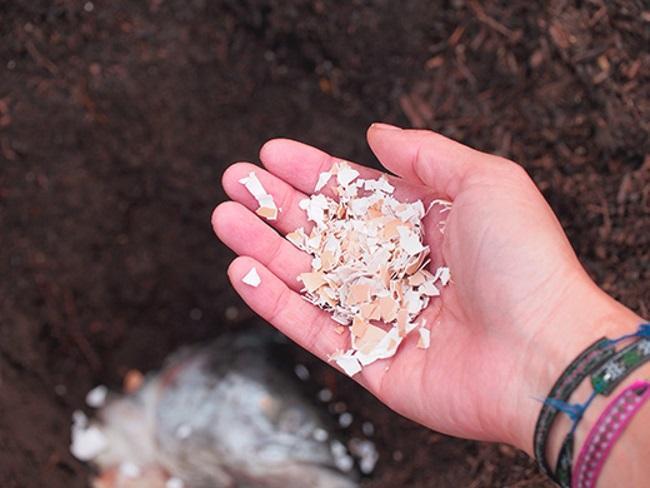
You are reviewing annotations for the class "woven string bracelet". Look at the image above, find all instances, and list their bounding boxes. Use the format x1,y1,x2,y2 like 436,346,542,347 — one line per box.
533,338,615,477
553,335,650,487
572,380,650,488
533,323,650,484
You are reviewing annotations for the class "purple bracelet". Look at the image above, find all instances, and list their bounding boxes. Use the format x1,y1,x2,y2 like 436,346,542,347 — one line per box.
572,379,650,488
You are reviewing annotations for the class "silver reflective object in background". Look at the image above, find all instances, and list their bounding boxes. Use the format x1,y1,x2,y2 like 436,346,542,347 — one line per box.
72,332,359,488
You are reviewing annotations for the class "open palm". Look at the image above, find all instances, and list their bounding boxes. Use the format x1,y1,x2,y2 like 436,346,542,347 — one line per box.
213,124,614,453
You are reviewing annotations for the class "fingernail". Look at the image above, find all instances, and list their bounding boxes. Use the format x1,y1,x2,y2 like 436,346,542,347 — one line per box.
370,122,401,131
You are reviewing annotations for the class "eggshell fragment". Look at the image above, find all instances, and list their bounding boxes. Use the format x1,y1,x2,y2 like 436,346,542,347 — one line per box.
298,272,327,293
86,385,108,408
239,172,278,221
285,161,452,376
70,410,108,461
331,351,362,377
417,327,431,349
242,267,261,287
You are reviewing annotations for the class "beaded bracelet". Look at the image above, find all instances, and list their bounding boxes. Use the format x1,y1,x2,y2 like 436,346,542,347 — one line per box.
553,333,650,487
572,380,650,488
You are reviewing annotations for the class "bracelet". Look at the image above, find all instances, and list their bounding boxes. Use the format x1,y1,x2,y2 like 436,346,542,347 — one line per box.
533,337,615,477
554,335,650,487
533,323,650,484
572,380,650,488
591,338,650,395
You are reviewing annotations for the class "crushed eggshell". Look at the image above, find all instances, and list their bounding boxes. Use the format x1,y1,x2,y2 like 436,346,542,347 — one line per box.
166,478,185,488
119,462,142,478
315,171,333,192
287,161,451,376
242,267,261,287
432,266,451,286
349,438,379,475
417,327,431,349
330,439,355,472
239,172,278,220
330,350,362,377
70,410,108,461
85,385,108,408
336,165,360,186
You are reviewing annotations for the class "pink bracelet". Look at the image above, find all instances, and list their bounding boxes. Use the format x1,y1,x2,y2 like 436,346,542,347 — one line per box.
572,379,650,488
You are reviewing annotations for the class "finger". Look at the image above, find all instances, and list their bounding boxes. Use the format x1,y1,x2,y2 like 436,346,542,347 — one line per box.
366,123,501,199
222,162,312,234
259,138,430,203
212,202,311,291
227,256,349,366
257,138,448,272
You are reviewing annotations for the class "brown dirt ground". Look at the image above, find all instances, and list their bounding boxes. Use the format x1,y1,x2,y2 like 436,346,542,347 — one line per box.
0,1,647,487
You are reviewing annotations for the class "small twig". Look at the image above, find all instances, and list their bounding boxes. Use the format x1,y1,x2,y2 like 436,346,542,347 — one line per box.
455,53,477,87
588,5,608,28
25,40,60,77
39,280,103,372
468,0,521,41
62,289,102,371
0,137,16,160
448,25,466,47
399,94,428,128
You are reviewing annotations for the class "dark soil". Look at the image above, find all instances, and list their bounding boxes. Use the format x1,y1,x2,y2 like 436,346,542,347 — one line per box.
1,1,647,487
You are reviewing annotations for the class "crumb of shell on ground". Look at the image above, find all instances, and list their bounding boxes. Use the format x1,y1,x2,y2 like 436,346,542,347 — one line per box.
242,266,261,287
119,462,141,478
70,410,108,461
239,171,279,220
85,384,108,408
284,160,451,377
166,478,185,488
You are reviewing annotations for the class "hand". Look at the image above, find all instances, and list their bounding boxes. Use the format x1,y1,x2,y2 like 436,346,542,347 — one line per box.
212,124,641,454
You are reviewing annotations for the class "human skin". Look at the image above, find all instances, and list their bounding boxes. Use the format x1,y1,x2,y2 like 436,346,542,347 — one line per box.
212,124,647,483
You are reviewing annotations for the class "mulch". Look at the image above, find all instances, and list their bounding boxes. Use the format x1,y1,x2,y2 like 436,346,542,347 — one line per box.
0,1,647,486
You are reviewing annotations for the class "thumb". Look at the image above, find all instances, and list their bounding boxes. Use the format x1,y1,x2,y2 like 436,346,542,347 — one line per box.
367,123,496,199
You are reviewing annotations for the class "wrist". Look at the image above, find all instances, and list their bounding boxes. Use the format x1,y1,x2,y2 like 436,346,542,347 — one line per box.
503,274,645,456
